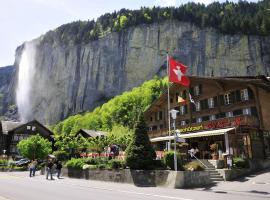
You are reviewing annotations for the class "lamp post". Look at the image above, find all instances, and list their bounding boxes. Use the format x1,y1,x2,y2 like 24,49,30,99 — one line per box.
170,109,179,171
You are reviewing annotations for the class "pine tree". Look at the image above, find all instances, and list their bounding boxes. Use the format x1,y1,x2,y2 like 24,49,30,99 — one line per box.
125,117,156,170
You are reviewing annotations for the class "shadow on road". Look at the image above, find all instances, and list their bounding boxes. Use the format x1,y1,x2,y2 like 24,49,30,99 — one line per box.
249,190,269,195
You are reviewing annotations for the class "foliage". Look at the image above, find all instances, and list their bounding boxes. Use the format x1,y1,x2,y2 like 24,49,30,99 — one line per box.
65,158,85,169
108,159,125,169
233,157,250,168
107,125,134,150
53,150,69,161
52,77,165,153
0,159,8,165
125,117,156,170
42,0,270,46
184,161,204,171
17,134,52,160
163,151,185,171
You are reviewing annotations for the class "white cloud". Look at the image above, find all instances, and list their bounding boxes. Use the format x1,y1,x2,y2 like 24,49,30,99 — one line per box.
155,0,178,7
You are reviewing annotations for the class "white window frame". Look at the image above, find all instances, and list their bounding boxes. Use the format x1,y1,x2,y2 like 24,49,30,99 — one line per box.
241,89,249,101
208,97,214,108
180,121,186,126
194,85,200,96
226,111,233,118
195,101,201,111
210,115,216,121
224,93,230,105
243,108,251,115
196,117,202,123
180,106,185,115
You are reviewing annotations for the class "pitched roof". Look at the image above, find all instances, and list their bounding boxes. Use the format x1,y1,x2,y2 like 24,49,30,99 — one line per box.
78,129,107,138
1,121,23,134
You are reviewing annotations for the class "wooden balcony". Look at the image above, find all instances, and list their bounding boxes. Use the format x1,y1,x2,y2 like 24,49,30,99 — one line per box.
147,115,259,139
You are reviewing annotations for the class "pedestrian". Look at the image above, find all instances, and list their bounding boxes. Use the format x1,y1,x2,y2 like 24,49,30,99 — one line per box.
32,159,38,176
29,160,35,177
55,161,62,179
46,160,54,180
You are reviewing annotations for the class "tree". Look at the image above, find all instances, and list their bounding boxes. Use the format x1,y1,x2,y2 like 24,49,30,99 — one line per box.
17,134,52,160
125,117,156,170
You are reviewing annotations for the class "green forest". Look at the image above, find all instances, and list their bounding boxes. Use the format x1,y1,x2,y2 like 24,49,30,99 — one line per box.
44,0,270,45
52,77,166,136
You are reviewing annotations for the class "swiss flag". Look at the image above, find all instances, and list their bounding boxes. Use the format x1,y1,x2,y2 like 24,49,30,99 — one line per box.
169,57,190,87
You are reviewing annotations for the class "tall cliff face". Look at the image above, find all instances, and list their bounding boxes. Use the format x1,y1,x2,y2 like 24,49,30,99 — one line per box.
14,21,270,124
0,65,15,117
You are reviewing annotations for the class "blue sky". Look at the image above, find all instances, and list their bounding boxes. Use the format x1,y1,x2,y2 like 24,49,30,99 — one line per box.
0,0,259,67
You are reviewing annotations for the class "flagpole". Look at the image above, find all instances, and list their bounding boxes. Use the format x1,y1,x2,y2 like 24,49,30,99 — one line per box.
167,51,171,151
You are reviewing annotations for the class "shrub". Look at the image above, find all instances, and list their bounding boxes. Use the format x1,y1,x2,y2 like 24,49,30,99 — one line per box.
66,158,85,169
53,150,69,161
125,117,156,170
97,164,107,169
82,164,98,170
0,159,8,166
184,161,204,171
108,159,125,169
152,159,166,170
233,157,249,168
84,157,99,165
163,151,184,171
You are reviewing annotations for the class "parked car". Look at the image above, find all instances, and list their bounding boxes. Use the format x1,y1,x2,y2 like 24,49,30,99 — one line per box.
13,158,30,166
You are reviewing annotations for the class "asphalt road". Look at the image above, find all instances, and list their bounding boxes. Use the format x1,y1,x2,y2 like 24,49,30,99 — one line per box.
0,169,269,200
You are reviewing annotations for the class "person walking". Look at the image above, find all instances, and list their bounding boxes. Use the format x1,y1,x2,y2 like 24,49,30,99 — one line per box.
55,161,62,179
46,160,54,180
29,160,35,177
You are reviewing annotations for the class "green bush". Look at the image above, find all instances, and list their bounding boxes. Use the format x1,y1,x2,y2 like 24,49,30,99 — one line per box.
53,150,69,161
184,161,204,171
84,158,99,165
163,151,184,171
82,164,98,170
108,159,125,169
0,159,8,166
66,158,85,169
97,164,107,169
233,157,249,168
152,159,166,170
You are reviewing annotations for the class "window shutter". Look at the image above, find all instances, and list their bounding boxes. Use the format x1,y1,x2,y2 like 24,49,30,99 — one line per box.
214,96,218,107
248,88,254,100
199,84,202,95
184,105,188,114
230,91,236,103
235,90,241,102
219,95,224,105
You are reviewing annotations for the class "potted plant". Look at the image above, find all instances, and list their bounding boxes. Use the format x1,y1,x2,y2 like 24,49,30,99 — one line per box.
210,143,219,160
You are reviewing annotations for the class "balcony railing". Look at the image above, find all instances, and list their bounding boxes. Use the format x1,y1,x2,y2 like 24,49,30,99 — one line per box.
148,115,259,139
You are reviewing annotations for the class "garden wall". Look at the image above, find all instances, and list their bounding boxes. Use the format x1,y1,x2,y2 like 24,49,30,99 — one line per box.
60,168,211,188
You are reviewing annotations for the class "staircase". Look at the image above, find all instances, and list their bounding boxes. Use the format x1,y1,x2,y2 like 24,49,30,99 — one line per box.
200,160,224,183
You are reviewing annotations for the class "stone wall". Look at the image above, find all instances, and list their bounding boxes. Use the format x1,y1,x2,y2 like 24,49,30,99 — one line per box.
60,168,211,188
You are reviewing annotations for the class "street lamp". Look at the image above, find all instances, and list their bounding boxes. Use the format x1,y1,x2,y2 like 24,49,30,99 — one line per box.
170,109,179,171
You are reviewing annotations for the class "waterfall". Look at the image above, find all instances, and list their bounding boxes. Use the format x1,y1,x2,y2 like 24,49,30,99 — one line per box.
16,43,36,122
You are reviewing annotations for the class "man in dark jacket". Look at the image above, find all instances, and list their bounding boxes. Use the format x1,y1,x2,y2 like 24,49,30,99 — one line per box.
46,160,54,180
56,161,62,179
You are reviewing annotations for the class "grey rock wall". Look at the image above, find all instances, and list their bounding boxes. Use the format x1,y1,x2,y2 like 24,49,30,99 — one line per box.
12,21,270,124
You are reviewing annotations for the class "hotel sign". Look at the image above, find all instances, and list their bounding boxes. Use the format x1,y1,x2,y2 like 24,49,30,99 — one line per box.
179,117,243,133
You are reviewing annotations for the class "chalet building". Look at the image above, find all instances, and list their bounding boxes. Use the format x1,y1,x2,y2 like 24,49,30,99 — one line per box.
0,120,53,156
144,76,270,160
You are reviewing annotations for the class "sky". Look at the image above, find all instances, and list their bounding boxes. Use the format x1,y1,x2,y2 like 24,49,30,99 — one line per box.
0,0,259,67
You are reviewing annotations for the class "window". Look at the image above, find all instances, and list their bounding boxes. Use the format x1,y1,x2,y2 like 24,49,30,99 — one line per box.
201,99,208,110
208,98,215,108
243,108,251,115
195,101,201,111
180,121,186,126
180,106,185,115
202,116,210,122
241,89,249,101
233,109,243,116
224,93,230,105
226,112,233,118
149,127,152,131
159,111,163,120
150,117,153,122
217,112,226,119
194,85,201,96
251,107,257,116
210,115,216,121
196,117,202,123
160,125,163,129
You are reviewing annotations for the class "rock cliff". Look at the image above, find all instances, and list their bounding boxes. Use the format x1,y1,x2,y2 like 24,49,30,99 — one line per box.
13,21,270,124
0,65,15,118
